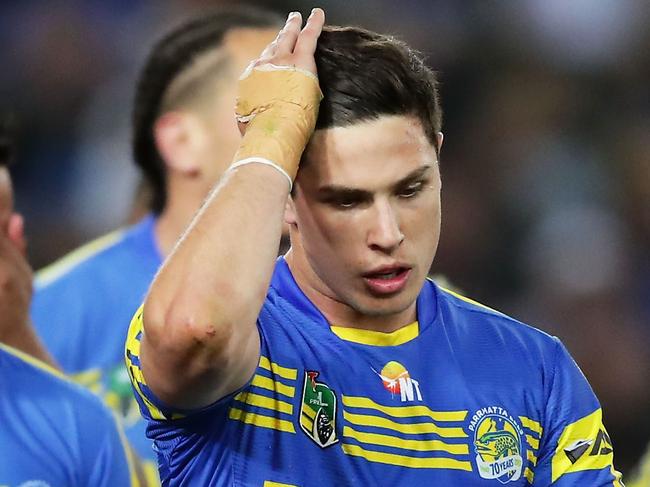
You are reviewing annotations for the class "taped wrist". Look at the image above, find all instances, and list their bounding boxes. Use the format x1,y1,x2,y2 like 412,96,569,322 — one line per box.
233,65,323,181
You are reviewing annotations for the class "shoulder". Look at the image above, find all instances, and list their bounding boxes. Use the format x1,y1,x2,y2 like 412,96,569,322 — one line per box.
35,217,155,292
432,281,561,367
0,343,118,421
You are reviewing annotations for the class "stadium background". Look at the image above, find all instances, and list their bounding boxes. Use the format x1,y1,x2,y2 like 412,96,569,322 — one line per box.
1,0,648,476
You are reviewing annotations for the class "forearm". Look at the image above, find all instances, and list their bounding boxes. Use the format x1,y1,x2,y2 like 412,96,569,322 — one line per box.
145,163,288,347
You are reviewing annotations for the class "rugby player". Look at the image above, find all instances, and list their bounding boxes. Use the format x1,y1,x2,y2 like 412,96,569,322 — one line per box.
127,9,623,485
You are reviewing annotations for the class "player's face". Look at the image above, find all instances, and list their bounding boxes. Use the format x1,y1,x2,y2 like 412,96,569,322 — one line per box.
196,27,278,186
289,116,441,327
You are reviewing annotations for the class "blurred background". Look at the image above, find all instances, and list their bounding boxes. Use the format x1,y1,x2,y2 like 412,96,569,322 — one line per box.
1,0,648,475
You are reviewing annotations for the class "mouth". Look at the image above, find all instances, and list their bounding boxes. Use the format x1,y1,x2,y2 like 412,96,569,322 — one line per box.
362,265,412,295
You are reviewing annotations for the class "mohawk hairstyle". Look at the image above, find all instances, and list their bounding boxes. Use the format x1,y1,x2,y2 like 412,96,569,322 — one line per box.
132,5,283,213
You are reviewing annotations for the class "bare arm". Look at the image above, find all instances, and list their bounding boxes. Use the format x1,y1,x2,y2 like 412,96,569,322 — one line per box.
139,9,325,409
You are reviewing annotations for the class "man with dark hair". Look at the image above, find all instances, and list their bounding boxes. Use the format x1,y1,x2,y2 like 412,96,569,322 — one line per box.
0,116,137,486
29,6,282,481
127,10,623,485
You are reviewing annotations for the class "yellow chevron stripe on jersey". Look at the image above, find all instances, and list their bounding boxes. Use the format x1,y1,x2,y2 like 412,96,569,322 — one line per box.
259,356,297,380
229,407,296,433
234,391,293,415
343,426,468,455
526,434,539,451
343,411,468,438
524,467,534,484
526,449,538,467
263,482,297,487
251,374,295,398
330,321,419,346
519,415,543,436
551,408,619,482
125,305,168,422
36,229,125,288
343,396,467,422
342,443,472,471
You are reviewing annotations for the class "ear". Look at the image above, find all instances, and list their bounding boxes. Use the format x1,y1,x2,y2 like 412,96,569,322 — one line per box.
284,194,297,226
153,112,203,176
436,132,444,157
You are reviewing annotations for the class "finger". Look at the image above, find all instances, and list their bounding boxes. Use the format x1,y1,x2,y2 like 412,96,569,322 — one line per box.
7,213,26,256
294,8,325,57
275,12,302,56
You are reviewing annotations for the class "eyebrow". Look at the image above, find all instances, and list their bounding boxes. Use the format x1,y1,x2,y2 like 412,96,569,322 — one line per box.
317,164,433,197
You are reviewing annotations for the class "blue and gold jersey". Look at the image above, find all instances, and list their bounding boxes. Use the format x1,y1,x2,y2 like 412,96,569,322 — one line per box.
32,215,162,483
126,257,623,486
0,343,136,486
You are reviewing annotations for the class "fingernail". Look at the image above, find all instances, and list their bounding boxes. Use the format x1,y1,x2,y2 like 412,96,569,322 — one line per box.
288,11,299,20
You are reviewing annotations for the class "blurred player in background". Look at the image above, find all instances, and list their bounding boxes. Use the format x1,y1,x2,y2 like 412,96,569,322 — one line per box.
127,10,623,485
29,5,282,482
0,114,139,486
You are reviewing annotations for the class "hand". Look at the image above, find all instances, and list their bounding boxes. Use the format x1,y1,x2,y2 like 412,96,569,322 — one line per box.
0,213,33,339
254,8,325,77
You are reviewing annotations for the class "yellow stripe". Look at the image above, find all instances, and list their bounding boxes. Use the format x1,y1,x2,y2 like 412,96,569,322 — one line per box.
330,321,419,346
439,286,502,315
520,416,543,436
526,434,539,451
343,396,467,422
302,404,316,420
343,411,467,438
35,229,125,287
0,343,65,379
113,410,141,487
251,374,295,398
263,482,297,487
551,408,616,482
342,443,472,471
259,356,297,380
229,407,296,433
300,413,313,431
234,391,293,415
143,463,160,487
527,449,538,467
343,426,468,455
524,467,534,484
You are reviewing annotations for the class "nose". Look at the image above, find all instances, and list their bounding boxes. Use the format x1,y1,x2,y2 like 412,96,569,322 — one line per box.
367,199,404,253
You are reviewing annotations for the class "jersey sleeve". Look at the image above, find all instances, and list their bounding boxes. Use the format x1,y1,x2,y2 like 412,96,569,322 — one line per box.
125,305,186,422
532,338,623,486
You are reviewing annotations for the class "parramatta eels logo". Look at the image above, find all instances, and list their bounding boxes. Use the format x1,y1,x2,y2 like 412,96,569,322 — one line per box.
469,406,524,483
300,371,338,448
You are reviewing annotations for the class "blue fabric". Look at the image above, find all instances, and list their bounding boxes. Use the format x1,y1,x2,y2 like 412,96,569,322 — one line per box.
129,257,621,486
32,215,162,465
0,345,132,486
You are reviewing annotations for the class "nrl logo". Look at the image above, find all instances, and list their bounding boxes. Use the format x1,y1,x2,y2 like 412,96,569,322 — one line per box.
299,371,338,448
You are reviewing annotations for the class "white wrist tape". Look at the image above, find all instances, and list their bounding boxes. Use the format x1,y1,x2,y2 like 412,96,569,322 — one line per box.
228,157,293,191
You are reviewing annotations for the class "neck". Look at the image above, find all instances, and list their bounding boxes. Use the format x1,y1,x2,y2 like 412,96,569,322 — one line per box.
284,247,417,333
154,180,208,257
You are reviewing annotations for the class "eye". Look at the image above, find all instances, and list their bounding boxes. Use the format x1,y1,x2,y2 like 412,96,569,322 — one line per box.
398,181,424,198
335,198,359,209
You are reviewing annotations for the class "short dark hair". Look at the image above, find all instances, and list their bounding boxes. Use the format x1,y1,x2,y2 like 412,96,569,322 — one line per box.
132,6,283,214
0,114,16,167
314,26,442,151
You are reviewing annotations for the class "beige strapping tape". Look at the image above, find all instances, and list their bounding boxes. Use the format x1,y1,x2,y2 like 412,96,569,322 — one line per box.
233,66,323,180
